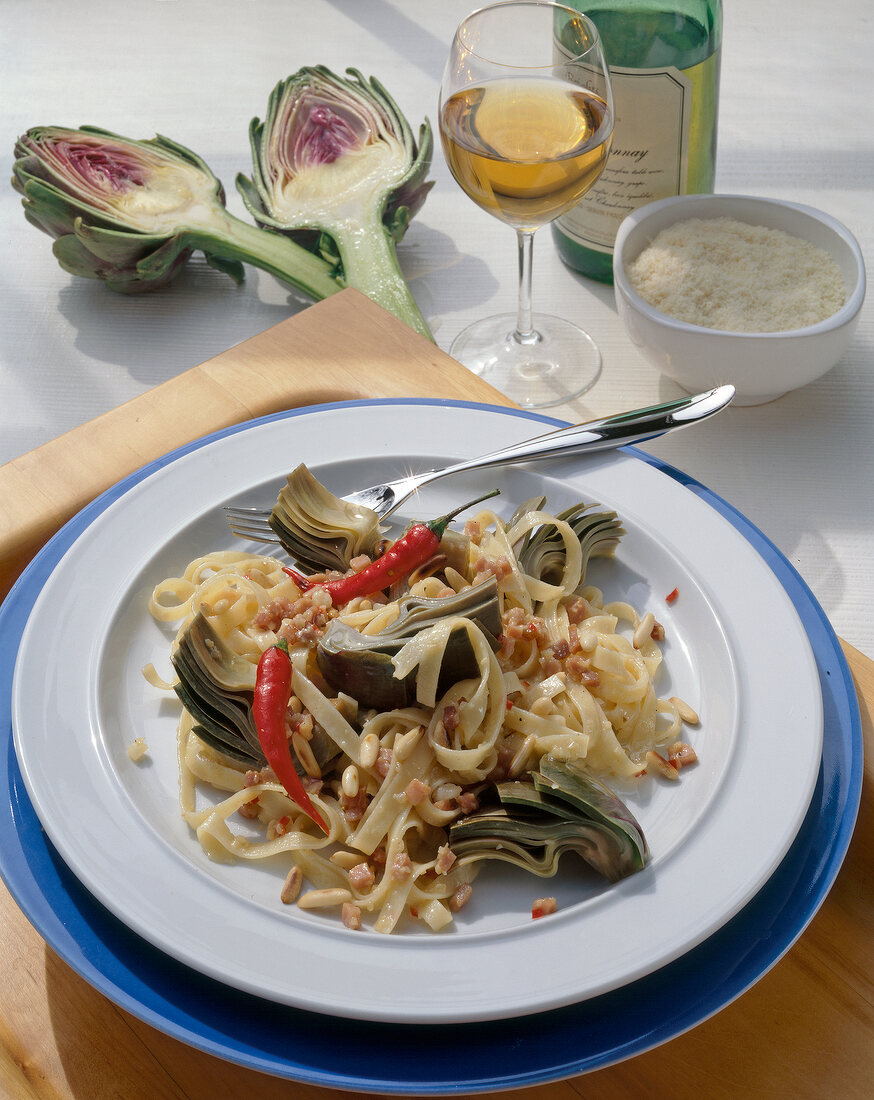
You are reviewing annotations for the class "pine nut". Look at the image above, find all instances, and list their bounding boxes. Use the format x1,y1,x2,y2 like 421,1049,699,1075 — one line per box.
358,732,379,769
297,887,352,909
280,865,303,904
394,726,422,762
292,732,321,778
646,750,679,780
341,765,360,798
633,613,655,649
295,712,314,741
670,696,700,725
330,850,362,869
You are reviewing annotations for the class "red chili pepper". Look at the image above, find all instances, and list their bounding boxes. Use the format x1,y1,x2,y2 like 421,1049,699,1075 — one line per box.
283,489,499,602
253,639,329,834
665,587,679,604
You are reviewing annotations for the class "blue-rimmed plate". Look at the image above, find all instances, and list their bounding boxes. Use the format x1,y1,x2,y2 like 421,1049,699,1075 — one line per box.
0,400,862,1089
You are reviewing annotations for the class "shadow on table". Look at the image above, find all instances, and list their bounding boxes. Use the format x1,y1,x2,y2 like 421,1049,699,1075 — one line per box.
51,263,306,385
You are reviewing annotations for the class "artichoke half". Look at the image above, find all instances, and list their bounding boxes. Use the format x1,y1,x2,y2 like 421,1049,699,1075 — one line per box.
269,464,382,573
237,66,434,339
172,613,339,773
450,756,649,883
13,125,341,297
317,576,501,709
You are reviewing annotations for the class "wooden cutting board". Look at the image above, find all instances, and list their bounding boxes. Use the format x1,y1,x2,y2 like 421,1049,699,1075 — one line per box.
1,289,871,1100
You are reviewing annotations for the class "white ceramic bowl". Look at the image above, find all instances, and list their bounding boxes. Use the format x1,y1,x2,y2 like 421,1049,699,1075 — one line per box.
613,194,866,405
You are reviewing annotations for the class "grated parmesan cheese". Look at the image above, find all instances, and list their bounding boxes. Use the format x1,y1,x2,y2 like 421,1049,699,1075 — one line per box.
626,217,846,333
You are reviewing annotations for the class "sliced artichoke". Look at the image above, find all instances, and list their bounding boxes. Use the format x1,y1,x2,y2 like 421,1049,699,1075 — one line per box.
515,502,625,587
449,755,648,883
236,65,435,339
12,126,340,299
269,464,381,572
316,576,501,709
172,613,339,773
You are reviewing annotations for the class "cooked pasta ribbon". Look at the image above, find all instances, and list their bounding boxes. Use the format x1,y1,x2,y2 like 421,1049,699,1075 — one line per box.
146,492,697,933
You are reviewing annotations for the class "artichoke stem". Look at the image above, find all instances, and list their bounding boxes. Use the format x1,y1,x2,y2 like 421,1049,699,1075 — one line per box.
186,210,342,301
330,218,434,342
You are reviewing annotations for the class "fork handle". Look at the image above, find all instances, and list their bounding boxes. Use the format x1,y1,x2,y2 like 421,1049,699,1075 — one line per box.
416,385,735,486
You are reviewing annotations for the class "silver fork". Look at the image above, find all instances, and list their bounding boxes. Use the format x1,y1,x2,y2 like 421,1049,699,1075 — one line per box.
225,384,734,542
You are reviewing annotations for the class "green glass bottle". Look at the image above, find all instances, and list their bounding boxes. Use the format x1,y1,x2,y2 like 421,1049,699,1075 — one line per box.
553,0,722,282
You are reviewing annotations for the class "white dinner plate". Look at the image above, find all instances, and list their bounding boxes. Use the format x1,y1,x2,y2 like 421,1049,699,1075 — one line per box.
11,402,823,1023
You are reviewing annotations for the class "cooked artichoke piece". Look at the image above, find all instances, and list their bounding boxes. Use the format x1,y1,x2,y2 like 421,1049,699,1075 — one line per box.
269,464,381,572
172,613,340,773
449,756,648,883
316,576,501,709
515,502,625,587
535,756,649,865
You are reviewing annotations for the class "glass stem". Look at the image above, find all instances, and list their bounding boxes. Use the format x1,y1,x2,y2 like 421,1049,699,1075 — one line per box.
514,229,539,346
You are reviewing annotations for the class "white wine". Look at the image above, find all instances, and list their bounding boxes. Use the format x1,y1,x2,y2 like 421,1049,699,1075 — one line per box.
553,0,722,282
440,78,612,232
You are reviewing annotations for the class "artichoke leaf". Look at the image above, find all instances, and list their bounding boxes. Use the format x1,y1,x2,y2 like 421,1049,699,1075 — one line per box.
316,577,501,709
171,613,340,775
269,463,381,572
449,755,648,883
535,755,649,863
517,502,625,588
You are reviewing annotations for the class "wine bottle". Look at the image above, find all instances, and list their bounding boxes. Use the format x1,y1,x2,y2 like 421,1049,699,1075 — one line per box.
553,0,722,283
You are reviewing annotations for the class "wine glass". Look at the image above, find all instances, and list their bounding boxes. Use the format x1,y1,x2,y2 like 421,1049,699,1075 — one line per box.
439,1,614,408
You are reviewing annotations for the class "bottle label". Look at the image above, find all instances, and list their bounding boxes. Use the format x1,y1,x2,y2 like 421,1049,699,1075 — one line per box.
558,66,692,253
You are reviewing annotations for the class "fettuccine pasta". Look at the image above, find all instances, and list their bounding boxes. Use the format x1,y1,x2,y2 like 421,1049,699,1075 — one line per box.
146,496,698,933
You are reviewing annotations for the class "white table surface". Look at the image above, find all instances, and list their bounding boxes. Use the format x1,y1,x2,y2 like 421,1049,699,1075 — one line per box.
2,0,872,659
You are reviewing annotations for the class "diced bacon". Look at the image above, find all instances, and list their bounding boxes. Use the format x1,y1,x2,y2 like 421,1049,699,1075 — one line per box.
435,845,456,875
238,796,260,819
651,620,666,642
456,791,479,815
566,656,600,687
348,862,376,890
531,896,557,919
449,882,473,912
668,742,699,768
375,747,393,778
464,519,482,543
405,778,430,806
253,598,294,631
473,555,511,580
565,597,590,624
552,638,571,660
340,788,368,823
341,902,362,930
390,852,413,882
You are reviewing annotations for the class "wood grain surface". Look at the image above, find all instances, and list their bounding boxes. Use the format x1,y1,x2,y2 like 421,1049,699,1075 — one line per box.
1,292,870,1099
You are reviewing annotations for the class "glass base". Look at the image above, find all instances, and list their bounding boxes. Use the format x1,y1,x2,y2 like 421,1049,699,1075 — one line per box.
449,313,601,409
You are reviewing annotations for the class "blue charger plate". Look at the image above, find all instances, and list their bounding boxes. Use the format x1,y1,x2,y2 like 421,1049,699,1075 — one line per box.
0,400,862,1092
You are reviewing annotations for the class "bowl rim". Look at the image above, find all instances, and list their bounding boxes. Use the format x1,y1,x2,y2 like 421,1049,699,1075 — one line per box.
612,193,866,340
